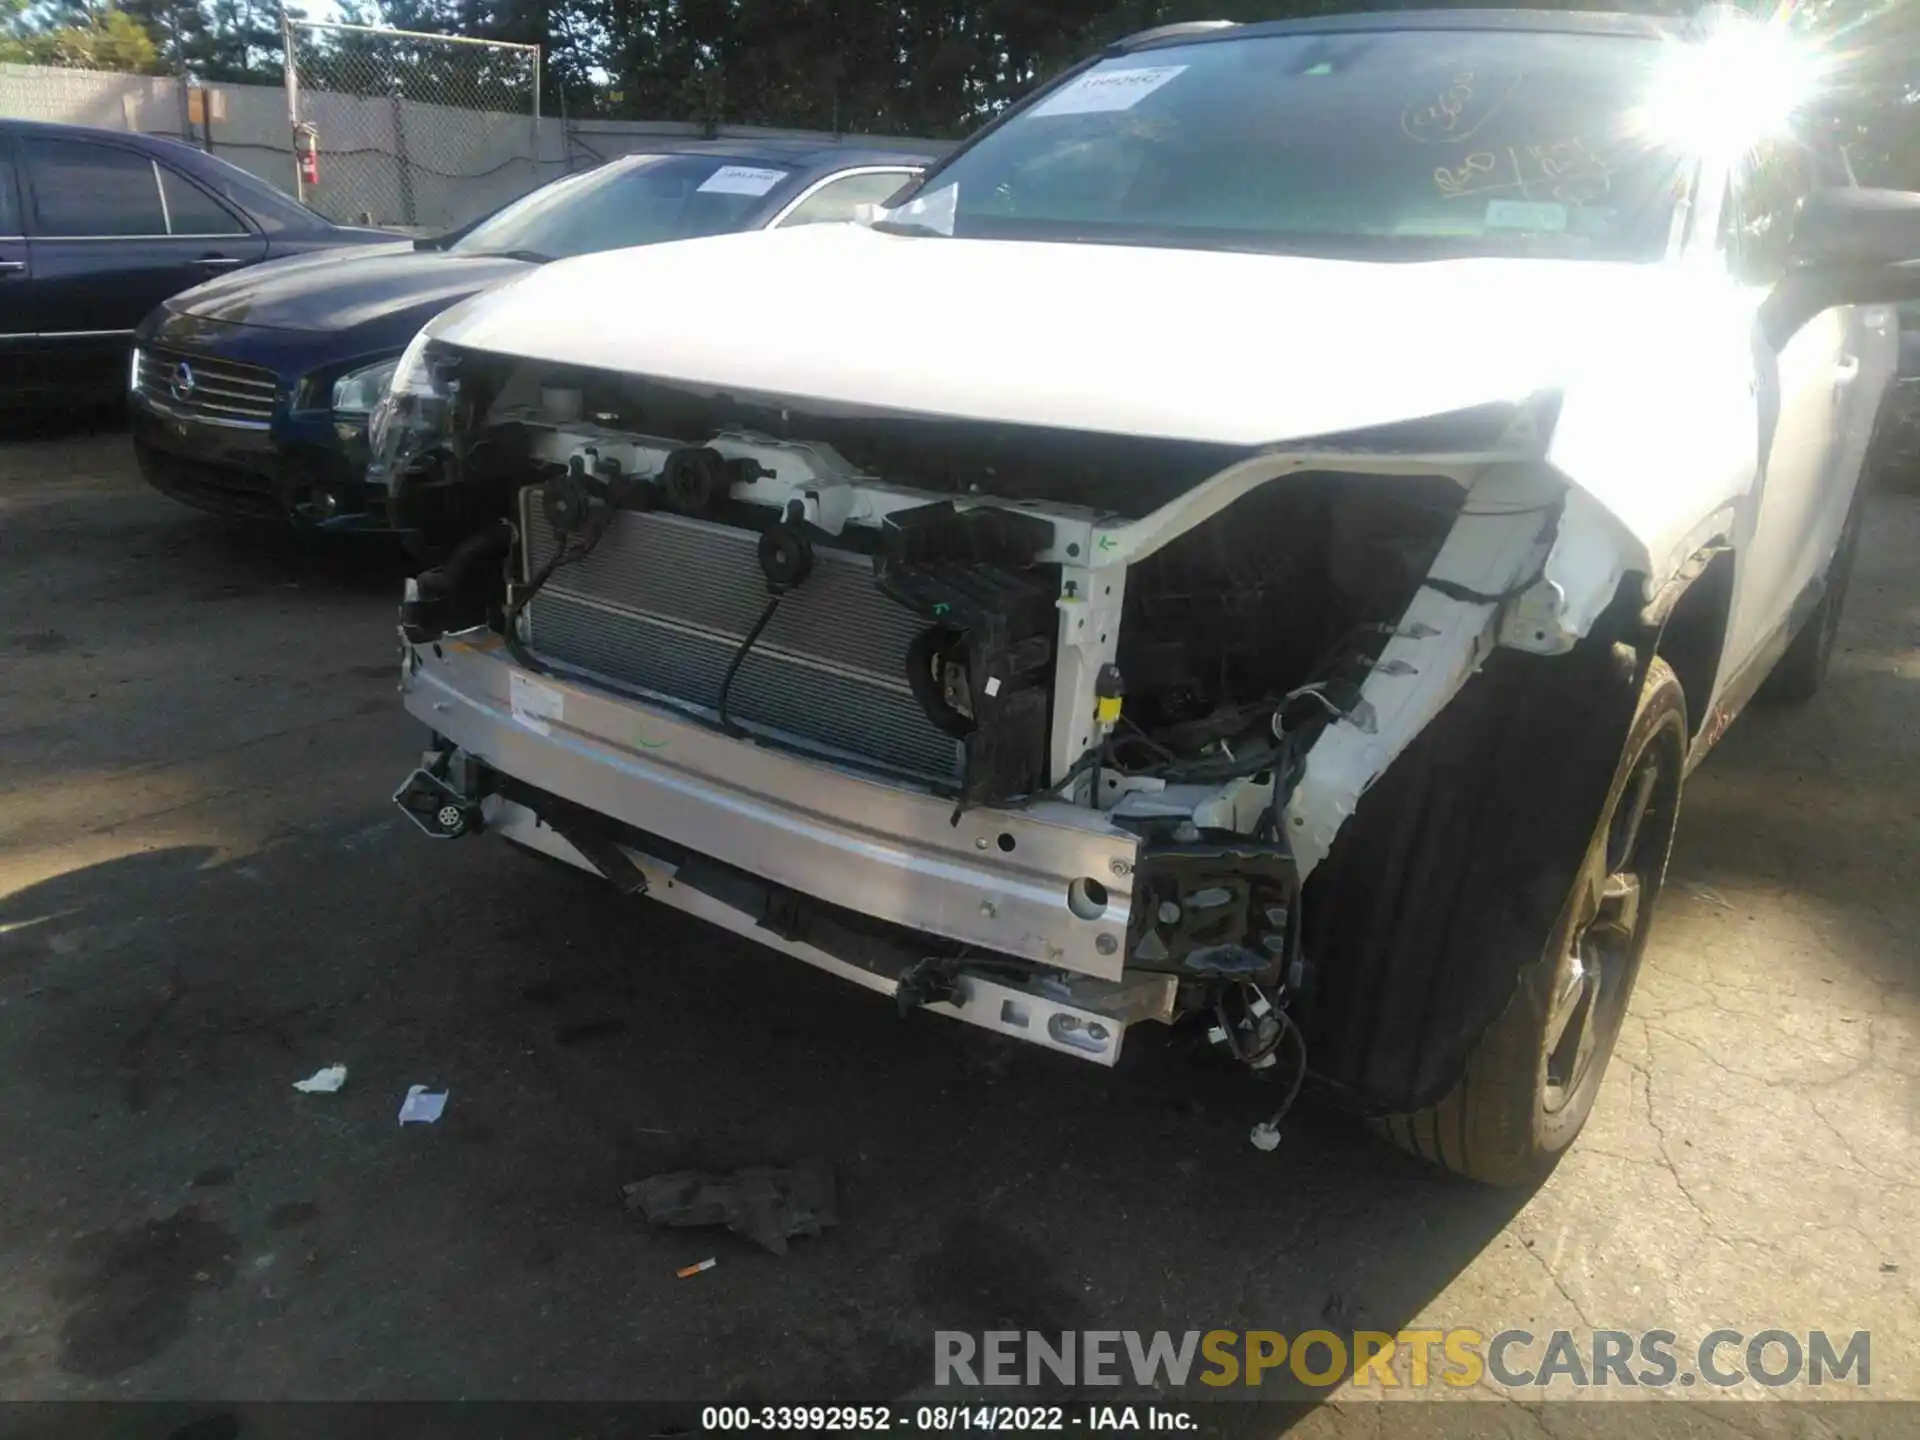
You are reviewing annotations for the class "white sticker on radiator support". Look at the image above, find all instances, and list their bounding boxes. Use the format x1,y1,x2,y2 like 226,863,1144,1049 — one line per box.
984,676,1002,697
510,671,565,736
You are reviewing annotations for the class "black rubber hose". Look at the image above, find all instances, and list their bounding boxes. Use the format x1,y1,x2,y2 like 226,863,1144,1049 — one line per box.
501,533,578,679
717,595,782,737
416,519,514,599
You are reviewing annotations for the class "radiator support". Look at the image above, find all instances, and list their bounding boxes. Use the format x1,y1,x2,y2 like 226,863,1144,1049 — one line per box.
520,495,965,786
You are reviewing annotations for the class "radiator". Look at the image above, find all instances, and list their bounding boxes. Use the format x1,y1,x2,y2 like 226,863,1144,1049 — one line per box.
522,499,963,785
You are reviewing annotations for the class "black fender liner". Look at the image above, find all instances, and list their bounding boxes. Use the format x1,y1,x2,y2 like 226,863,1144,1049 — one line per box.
1295,581,1650,1115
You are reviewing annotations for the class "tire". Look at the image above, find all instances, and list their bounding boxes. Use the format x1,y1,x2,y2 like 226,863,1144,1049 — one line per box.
1758,499,1863,705
1375,656,1688,1186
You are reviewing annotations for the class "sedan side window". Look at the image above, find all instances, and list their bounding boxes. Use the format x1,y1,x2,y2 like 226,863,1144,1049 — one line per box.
158,165,249,236
22,138,167,237
0,145,20,235
777,170,916,227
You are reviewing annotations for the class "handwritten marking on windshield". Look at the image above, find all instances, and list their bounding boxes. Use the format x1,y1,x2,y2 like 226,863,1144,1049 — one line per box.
1401,69,1525,145
1532,139,1611,203
1405,71,1476,139
1435,151,1499,196
1434,137,1610,204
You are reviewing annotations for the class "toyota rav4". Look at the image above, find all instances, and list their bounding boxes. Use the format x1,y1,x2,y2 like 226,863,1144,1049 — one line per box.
371,8,1920,1182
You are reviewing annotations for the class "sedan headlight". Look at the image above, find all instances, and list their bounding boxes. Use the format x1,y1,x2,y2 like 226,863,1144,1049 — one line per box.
331,357,400,416
365,330,459,499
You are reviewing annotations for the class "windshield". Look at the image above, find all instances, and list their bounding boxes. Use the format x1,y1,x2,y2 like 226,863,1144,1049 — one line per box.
452,154,793,260
891,30,1696,260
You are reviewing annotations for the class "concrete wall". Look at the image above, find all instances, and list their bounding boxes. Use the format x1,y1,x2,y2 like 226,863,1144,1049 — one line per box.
0,62,932,233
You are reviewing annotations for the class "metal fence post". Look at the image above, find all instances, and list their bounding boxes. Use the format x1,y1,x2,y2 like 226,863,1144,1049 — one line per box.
390,92,417,227
280,12,303,202
280,20,540,232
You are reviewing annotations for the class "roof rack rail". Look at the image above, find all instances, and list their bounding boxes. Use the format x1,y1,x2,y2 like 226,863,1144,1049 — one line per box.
1110,19,1237,51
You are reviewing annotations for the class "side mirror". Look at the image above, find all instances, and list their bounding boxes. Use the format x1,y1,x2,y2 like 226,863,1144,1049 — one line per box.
1792,187,1920,268
1761,187,1920,347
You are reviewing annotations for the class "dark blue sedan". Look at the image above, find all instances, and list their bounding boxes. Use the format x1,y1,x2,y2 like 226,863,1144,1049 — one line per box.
129,138,938,531
0,118,389,408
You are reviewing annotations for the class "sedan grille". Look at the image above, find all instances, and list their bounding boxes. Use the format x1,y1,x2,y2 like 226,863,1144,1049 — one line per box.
522,500,963,786
134,346,278,429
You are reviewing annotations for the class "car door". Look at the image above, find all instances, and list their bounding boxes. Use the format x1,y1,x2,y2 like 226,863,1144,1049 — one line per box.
1826,149,1901,505
0,133,32,400
20,134,267,394
766,167,920,227
1717,136,1857,689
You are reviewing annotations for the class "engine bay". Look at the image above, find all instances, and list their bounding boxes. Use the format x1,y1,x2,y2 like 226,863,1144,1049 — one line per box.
386,336,1639,1118
392,341,1600,1082
392,354,1465,829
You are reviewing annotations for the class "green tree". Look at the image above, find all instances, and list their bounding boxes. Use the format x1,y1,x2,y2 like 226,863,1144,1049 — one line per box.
1805,0,1920,188
1,2,162,70
108,0,298,81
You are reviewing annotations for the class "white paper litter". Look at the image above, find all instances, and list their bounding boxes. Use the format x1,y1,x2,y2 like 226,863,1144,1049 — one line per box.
398,1085,449,1125
292,1064,348,1094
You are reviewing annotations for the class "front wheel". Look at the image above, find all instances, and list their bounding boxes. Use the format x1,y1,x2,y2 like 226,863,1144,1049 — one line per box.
1376,656,1688,1185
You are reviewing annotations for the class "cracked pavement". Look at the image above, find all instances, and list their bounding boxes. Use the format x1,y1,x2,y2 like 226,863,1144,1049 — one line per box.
0,430,1912,1421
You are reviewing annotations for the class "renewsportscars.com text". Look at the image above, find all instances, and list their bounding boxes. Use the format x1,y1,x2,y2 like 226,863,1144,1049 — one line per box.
934,1328,1871,1390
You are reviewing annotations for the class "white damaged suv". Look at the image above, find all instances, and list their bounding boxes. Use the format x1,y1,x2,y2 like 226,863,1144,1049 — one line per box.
372,8,1920,1182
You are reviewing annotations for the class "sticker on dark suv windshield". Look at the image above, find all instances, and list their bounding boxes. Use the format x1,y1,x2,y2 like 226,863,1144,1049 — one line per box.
1031,65,1187,117
1484,199,1569,231
698,165,789,196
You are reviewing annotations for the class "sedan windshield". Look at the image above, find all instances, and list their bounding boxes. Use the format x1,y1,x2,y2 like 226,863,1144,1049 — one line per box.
891,29,1696,260
451,154,792,260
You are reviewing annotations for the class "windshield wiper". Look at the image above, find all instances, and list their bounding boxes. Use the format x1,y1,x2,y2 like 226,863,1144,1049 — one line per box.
465,248,556,264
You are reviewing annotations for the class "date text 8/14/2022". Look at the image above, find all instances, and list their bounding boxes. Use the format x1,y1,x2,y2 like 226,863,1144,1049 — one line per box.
699,1406,1199,1431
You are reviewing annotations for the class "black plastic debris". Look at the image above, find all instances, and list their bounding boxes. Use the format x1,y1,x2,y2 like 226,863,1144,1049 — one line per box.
622,1157,837,1256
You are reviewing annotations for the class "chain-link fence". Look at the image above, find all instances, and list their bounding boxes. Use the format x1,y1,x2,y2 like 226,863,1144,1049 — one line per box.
282,21,540,232
5,57,931,237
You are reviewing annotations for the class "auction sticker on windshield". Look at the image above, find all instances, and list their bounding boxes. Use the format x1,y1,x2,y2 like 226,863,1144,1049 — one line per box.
1485,199,1570,230
698,165,790,196
1031,65,1187,116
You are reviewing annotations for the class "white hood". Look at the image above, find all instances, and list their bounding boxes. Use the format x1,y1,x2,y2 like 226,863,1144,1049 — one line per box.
430,223,1759,577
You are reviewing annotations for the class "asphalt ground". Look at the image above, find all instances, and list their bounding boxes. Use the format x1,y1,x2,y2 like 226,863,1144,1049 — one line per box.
1,427,1914,1435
